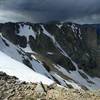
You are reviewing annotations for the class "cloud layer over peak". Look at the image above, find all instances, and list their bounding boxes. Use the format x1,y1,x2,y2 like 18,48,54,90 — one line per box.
0,0,100,24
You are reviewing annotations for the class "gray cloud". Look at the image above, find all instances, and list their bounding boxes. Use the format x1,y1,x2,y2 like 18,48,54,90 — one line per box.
0,0,100,24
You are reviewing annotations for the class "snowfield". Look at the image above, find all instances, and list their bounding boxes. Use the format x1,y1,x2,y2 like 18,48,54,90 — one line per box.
0,34,53,81
0,51,54,85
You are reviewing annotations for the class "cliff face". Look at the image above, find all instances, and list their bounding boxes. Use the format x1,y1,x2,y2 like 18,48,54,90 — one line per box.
0,22,100,90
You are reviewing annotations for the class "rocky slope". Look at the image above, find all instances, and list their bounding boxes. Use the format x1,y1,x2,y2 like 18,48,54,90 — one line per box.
0,71,100,100
0,22,100,90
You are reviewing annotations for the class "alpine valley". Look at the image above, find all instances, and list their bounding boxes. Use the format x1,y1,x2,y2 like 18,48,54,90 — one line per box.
0,22,100,90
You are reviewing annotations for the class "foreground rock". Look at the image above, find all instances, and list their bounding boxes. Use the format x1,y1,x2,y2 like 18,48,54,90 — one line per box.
0,71,100,100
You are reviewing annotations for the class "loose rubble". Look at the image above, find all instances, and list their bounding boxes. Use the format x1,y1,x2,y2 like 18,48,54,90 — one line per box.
0,71,100,100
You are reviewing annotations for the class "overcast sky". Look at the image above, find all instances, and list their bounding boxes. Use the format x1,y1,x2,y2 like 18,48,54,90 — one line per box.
0,0,100,24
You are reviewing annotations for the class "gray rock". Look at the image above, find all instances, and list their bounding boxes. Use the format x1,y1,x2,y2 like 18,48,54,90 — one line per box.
35,83,46,94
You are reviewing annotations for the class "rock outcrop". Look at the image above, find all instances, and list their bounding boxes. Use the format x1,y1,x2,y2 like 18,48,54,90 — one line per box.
0,71,100,100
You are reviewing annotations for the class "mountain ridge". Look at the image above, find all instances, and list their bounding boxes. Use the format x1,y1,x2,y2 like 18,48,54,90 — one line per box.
0,22,100,90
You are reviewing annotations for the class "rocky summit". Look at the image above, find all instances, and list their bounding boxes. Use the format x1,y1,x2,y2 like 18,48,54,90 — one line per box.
0,71,100,100
0,22,100,91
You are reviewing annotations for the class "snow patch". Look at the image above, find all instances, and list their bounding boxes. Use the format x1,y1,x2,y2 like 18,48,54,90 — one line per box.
47,52,54,55
70,24,82,40
18,24,36,40
22,44,33,53
41,25,56,43
56,24,62,29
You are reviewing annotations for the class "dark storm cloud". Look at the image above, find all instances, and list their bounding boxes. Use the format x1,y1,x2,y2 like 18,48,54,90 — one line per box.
0,0,100,23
